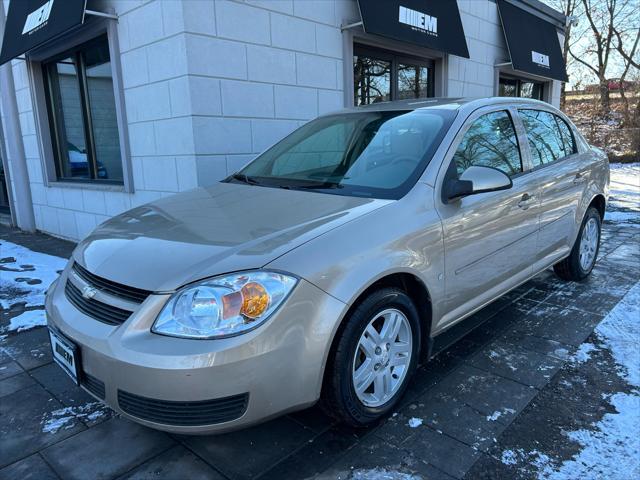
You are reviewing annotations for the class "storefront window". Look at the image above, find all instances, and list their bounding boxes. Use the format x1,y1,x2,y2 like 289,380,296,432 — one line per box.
499,76,544,100
354,45,434,106
43,35,122,183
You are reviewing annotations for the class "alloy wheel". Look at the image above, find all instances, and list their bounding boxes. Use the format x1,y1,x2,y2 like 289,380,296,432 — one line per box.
579,217,599,271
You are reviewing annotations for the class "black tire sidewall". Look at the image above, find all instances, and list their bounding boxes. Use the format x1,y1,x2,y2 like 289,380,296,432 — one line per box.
332,289,421,425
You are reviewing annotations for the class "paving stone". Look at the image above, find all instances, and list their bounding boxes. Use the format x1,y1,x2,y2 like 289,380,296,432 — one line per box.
466,340,564,388
0,360,23,381
261,425,364,479
0,385,85,468
0,454,59,480
376,395,507,454
601,242,640,268
510,303,603,346
498,331,573,360
42,418,174,480
118,445,224,480
0,371,36,398
288,403,335,434
427,365,538,426
401,426,482,479
179,417,314,480
1,328,52,370
315,436,454,480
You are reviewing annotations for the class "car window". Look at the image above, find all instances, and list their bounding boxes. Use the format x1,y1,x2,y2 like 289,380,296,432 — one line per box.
237,109,456,200
554,115,577,156
453,110,522,177
518,109,566,167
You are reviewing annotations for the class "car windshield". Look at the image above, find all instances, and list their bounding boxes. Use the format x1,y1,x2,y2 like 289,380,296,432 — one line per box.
229,109,456,199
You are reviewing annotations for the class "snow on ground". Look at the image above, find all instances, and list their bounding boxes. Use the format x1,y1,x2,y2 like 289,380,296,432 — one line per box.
41,402,108,434
533,282,640,479
407,417,423,428
351,468,422,480
606,163,639,226
0,239,66,331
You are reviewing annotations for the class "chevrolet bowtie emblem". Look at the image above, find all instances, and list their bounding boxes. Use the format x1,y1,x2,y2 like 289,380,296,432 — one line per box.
81,285,98,300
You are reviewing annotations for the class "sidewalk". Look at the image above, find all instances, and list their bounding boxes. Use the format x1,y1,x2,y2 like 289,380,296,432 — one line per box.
0,166,638,480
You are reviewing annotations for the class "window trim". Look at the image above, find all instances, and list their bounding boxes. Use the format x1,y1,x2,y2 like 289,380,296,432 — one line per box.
27,17,133,192
353,44,435,106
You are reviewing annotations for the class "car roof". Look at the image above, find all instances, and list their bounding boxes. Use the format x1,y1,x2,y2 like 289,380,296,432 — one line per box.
333,96,556,114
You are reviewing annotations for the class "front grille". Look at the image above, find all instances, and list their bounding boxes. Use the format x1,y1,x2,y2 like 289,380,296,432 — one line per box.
65,281,132,325
82,373,105,399
72,262,151,304
117,390,249,426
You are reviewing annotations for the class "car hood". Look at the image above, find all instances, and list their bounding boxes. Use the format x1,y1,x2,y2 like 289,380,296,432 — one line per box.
73,182,390,292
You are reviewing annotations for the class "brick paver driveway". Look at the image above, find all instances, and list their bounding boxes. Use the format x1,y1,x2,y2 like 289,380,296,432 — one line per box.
1,192,638,479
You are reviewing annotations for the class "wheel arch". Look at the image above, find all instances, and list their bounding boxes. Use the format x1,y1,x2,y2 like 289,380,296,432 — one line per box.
588,193,606,220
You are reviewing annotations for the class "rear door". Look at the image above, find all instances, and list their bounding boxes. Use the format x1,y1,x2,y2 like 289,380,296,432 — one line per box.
435,107,540,331
517,109,587,266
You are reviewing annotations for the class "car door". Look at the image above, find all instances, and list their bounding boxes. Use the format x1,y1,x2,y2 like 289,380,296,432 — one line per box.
434,107,540,331
517,109,588,266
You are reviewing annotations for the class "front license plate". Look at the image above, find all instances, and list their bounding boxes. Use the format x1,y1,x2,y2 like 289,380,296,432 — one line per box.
49,329,80,385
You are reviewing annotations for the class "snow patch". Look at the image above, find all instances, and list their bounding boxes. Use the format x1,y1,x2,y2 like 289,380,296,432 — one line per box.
351,468,422,480
41,402,108,434
407,417,423,428
568,343,598,365
7,309,47,333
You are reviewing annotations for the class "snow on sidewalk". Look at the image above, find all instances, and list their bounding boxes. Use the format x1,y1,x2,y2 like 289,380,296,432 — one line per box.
606,163,639,226
0,239,66,332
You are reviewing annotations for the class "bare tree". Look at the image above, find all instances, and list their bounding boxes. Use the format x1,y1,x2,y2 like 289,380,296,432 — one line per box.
568,0,636,116
613,25,640,126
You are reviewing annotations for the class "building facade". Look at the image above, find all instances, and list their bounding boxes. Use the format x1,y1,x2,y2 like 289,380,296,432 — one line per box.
0,0,567,241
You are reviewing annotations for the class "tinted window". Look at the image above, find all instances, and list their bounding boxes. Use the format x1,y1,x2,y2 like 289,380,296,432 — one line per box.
453,111,522,177
236,110,456,199
555,115,576,156
518,109,565,167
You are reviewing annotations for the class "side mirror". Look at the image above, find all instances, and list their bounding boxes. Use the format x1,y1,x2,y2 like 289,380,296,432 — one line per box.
445,165,512,202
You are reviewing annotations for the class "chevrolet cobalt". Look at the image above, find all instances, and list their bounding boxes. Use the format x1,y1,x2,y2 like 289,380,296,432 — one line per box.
46,98,608,433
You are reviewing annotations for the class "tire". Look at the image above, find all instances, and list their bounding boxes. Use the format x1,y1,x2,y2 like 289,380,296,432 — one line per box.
321,288,421,427
554,207,602,281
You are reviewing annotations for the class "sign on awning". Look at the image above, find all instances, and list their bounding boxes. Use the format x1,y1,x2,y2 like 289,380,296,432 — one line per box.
497,0,568,82
357,0,469,59
0,0,87,65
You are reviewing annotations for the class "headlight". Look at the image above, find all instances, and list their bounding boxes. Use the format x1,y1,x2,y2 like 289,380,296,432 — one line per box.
152,271,297,339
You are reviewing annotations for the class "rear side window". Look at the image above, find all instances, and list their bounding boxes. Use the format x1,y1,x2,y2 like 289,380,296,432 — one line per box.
453,110,522,177
518,109,566,167
555,115,577,156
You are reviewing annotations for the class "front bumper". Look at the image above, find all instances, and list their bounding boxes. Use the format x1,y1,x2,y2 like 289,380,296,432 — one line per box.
45,267,346,434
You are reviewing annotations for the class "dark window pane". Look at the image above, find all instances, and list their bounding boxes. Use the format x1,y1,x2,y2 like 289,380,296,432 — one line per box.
49,57,90,179
499,78,517,97
397,63,430,99
554,115,576,156
353,55,391,105
453,111,522,176
519,109,566,167
84,38,122,181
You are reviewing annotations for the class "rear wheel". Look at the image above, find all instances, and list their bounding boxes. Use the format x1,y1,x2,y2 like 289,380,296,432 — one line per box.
554,207,601,281
322,288,421,427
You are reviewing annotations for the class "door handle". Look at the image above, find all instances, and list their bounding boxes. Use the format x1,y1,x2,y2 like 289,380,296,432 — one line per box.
518,193,535,210
573,173,587,185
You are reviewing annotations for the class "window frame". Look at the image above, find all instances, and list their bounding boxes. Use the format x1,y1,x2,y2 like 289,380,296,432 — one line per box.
27,18,133,192
353,44,435,106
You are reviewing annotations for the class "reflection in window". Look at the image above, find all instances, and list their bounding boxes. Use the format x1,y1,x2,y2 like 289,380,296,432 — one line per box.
499,77,544,100
397,64,430,100
354,55,391,105
453,111,522,176
518,110,566,167
44,35,122,183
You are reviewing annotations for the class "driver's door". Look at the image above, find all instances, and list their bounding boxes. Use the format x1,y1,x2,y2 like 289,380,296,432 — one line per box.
434,108,540,331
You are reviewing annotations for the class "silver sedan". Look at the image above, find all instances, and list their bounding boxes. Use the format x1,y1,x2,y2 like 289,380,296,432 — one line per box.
45,97,608,434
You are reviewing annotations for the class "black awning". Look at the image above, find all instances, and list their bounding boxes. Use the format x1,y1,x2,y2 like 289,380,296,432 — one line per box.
497,0,568,82
357,0,469,58
0,0,87,65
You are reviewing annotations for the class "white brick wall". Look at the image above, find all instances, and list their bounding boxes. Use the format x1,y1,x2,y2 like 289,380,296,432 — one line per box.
6,0,563,241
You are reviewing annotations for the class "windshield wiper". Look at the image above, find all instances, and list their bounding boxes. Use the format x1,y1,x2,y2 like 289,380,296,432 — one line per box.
230,173,261,185
285,181,344,190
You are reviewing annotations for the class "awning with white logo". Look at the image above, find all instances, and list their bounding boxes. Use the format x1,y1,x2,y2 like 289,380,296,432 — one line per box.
497,0,568,82
356,0,469,58
0,0,87,65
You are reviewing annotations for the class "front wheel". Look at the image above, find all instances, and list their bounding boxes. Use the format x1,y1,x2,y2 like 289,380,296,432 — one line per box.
554,206,602,281
322,288,421,427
